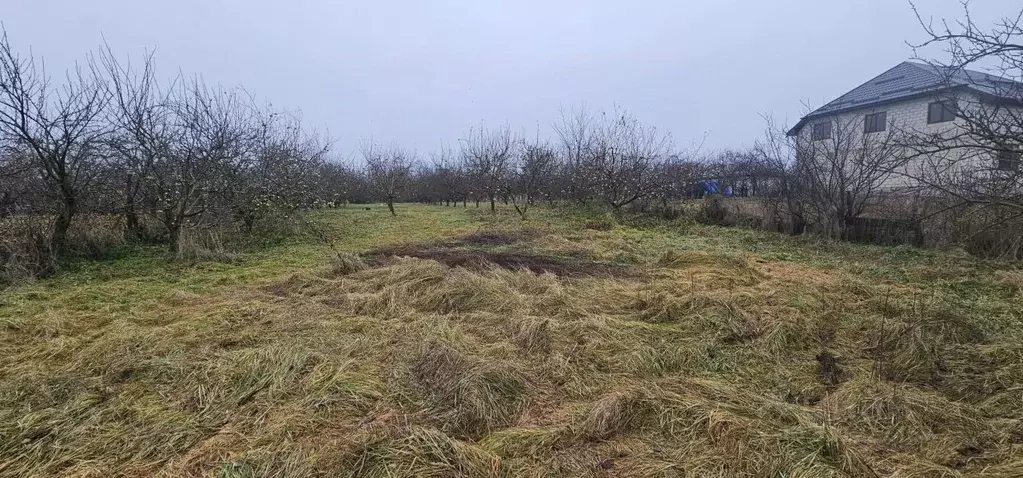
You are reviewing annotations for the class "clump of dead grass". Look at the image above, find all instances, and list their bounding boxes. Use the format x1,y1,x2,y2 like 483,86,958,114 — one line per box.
824,377,994,463
478,425,567,458
329,252,368,276
993,269,1023,296
579,386,655,440
335,425,500,477
512,317,552,355
403,341,530,437
656,250,765,288
532,233,598,258
176,229,240,264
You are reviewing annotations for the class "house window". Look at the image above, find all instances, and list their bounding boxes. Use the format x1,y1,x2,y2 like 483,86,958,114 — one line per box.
864,111,887,134
927,100,957,124
996,149,1021,171
811,121,832,141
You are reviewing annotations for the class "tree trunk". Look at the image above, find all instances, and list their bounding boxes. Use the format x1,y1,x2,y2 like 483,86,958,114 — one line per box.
387,198,397,216
164,205,186,254
0,191,12,218
122,176,143,239
514,203,527,220
243,212,255,233
124,206,141,239
489,196,496,213
168,222,182,254
51,206,74,254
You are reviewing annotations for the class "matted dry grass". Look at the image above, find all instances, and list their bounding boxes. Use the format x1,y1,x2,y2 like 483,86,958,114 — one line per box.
1,206,1022,477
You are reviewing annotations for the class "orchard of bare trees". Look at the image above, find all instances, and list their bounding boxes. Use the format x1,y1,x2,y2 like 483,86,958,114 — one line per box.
0,26,704,284
0,31,331,281
3,2,1021,284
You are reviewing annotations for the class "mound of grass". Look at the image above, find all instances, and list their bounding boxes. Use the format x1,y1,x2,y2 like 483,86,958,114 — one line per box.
403,341,530,437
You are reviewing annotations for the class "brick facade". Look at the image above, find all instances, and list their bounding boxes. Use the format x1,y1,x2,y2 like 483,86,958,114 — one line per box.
794,93,988,190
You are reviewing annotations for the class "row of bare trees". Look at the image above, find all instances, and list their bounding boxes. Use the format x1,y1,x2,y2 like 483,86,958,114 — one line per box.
1,30,329,281
0,24,702,281
326,109,695,220
321,1,1021,260
3,1,1019,283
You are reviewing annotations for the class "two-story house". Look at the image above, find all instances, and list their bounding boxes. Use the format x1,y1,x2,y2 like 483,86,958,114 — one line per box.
786,61,1022,191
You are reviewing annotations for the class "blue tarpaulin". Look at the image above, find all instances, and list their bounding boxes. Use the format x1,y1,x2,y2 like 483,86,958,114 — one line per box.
703,180,734,196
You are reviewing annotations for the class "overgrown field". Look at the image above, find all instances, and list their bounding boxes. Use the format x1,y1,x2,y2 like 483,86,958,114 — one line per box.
2,205,1022,477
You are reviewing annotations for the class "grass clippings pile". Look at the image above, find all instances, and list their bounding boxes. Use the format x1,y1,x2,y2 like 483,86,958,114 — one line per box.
1,205,1022,477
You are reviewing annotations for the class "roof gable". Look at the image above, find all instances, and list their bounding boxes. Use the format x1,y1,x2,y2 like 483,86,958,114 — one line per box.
786,61,1022,136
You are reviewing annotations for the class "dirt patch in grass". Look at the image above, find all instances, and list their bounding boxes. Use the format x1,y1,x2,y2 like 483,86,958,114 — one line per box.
363,233,640,279
367,246,637,278
456,230,536,247
584,219,614,231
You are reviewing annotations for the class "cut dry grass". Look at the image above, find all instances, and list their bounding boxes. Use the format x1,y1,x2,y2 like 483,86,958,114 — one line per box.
1,204,1021,476
402,340,530,437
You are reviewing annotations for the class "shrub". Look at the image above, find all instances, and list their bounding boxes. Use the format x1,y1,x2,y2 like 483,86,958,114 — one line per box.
175,229,240,264
699,194,728,225
583,219,614,231
0,215,56,284
67,215,126,260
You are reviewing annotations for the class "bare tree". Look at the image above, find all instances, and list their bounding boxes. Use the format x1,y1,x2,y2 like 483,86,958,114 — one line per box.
507,135,557,219
362,142,415,216
103,44,253,253
461,124,515,213
101,47,170,239
553,106,595,205
790,114,906,239
904,2,1023,255
0,29,110,252
585,109,673,213
430,144,468,207
166,78,252,250
226,106,329,232
752,115,807,233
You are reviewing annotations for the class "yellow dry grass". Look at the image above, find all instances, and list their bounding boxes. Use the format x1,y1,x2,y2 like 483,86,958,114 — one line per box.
1,205,1021,477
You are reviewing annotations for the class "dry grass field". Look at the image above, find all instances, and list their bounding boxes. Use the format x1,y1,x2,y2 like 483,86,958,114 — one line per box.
2,204,1022,477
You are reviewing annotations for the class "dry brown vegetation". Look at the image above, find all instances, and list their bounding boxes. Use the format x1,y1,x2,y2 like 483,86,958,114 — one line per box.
1,205,1022,477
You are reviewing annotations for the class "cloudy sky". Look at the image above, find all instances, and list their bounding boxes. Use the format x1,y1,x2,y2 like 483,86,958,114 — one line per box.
3,0,1018,157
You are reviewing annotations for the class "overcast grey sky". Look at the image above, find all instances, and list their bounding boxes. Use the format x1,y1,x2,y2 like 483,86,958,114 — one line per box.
3,0,1018,157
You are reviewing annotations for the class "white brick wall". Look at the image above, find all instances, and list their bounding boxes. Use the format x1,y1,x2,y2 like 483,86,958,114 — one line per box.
795,93,989,190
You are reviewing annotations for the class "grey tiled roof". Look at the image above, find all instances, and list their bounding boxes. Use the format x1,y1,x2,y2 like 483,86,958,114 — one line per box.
787,61,1022,135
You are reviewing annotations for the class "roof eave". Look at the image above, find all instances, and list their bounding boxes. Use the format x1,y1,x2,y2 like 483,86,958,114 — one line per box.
786,120,806,137
786,85,977,136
